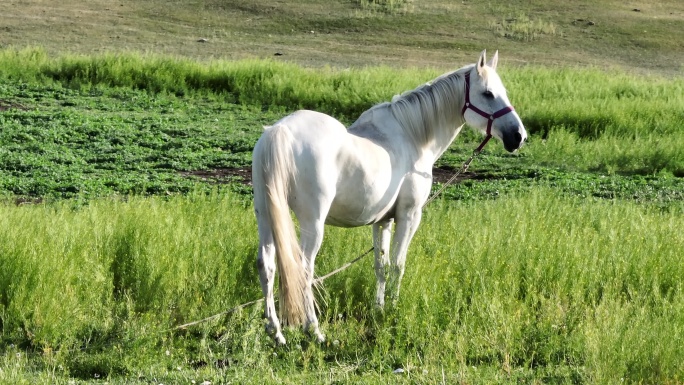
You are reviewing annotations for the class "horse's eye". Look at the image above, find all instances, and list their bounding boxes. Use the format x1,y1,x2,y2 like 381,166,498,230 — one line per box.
483,90,494,99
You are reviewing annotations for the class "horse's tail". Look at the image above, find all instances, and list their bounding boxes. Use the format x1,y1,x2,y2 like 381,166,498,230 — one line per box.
253,124,307,326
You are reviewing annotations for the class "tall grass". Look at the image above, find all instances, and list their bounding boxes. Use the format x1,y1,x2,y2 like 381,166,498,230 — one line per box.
505,67,684,175
1,190,683,383
0,192,259,349
0,47,432,118
2,47,682,135
414,192,684,383
528,130,684,176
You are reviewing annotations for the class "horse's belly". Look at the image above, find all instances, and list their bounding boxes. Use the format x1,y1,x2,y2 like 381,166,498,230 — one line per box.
326,203,393,227
325,179,399,228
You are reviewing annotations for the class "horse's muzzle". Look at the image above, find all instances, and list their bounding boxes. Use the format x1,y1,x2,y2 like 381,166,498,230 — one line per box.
502,127,527,152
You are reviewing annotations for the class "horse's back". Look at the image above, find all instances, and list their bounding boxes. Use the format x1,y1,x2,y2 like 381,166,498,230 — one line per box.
254,109,348,193
272,110,347,139
254,109,347,181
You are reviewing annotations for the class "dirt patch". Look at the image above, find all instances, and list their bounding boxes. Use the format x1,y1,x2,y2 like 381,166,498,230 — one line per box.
180,168,253,185
0,100,28,111
14,197,44,206
181,166,479,186
431,165,481,184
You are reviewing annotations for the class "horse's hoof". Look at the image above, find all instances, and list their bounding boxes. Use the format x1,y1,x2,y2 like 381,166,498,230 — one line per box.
274,332,286,345
315,332,326,344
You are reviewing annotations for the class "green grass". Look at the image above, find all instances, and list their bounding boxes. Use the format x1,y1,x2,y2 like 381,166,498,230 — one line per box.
0,190,682,383
3,48,683,135
0,80,273,199
353,0,414,15
1,49,683,204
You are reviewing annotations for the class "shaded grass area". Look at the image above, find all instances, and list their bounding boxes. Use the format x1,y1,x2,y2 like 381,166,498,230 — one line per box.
0,191,682,384
0,80,276,198
0,50,683,203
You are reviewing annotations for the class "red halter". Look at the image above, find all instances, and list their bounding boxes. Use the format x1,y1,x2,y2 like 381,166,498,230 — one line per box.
462,71,516,152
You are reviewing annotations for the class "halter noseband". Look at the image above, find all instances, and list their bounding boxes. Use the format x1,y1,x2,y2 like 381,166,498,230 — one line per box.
461,71,515,151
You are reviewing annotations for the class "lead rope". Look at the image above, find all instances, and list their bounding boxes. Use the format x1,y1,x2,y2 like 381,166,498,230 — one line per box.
172,135,489,331
423,134,491,207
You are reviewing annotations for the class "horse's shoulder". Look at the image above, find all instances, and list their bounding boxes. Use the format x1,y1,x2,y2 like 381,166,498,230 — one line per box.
351,103,391,126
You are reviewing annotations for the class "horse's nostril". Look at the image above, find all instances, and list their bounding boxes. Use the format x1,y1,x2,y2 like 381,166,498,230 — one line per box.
514,132,522,143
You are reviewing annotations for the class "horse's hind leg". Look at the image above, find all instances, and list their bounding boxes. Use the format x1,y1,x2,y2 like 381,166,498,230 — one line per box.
299,217,326,343
255,214,286,344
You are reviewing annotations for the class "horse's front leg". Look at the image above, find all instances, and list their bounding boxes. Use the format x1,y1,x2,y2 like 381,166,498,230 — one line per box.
386,205,423,306
373,219,393,308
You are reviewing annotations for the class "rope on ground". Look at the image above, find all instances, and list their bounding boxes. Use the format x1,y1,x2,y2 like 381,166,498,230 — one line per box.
314,246,374,283
173,145,486,331
173,298,263,330
173,247,375,331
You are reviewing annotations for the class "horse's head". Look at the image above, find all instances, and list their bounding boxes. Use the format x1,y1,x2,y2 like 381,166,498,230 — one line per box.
463,50,527,152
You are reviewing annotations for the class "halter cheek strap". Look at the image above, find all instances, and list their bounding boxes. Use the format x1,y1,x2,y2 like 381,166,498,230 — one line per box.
462,72,515,152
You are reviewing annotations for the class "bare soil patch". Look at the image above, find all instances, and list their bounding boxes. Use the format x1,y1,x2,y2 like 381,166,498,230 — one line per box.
0,100,28,111
181,166,480,186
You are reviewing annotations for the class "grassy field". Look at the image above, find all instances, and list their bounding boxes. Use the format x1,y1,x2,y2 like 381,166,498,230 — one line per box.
0,191,683,384
1,0,684,383
1,53,683,384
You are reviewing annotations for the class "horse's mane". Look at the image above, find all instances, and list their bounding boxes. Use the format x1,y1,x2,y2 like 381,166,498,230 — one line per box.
378,64,474,145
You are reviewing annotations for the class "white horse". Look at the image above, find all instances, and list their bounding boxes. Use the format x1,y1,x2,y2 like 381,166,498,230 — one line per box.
252,50,526,344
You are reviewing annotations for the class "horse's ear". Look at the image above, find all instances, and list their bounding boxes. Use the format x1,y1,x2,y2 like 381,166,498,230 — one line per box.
488,50,499,70
477,50,487,76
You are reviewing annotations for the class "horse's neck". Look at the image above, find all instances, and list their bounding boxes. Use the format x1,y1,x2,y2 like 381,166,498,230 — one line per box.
352,106,464,167
349,69,468,165
391,71,468,163
429,123,465,162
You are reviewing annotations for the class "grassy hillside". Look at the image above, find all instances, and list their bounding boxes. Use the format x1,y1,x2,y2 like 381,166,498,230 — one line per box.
1,0,683,75
1,0,683,383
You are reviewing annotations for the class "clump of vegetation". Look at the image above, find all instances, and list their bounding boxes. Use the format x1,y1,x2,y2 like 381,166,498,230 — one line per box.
353,0,414,15
490,12,559,41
